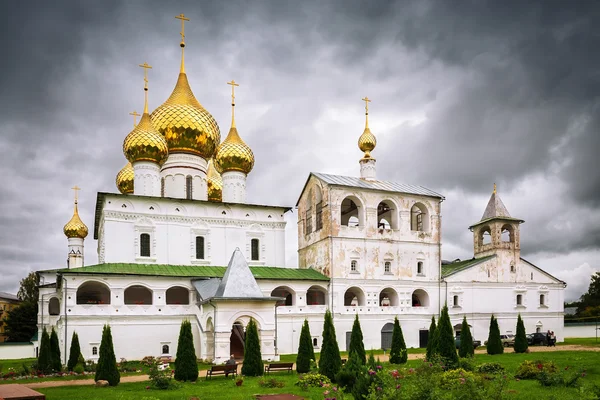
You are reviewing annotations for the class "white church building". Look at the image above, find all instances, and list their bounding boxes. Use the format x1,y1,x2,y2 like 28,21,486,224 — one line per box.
36,17,565,364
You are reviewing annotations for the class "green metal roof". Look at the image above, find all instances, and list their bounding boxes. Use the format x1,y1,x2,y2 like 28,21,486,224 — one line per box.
441,255,495,277
55,263,329,281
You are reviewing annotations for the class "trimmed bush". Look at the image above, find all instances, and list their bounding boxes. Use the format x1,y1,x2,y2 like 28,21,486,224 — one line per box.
49,327,61,372
241,318,263,377
296,319,314,373
389,316,407,364
295,373,331,388
95,324,120,386
174,320,199,381
37,328,52,374
477,362,505,374
318,309,342,380
426,316,437,361
67,331,82,371
335,349,364,392
486,315,504,355
348,314,366,365
458,316,474,358
514,313,528,353
437,304,458,368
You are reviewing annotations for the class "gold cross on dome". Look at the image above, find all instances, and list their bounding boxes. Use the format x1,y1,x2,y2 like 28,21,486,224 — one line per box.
227,80,240,105
493,183,497,194
175,13,190,45
138,62,152,89
71,185,81,203
362,96,371,114
129,111,141,127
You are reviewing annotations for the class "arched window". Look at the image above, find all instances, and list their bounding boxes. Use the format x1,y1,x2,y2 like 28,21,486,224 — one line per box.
92,346,98,356
341,196,363,227
251,238,260,261
417,261,424,275
410,203,429,232
140,233,151,257
313,337,318,347
379,288,399,306
305,207,312,235
377,201,397,229
516,294,523,306
124,285,153,305
271,286,295,306
160,177,165,197
350,260,358,273
384,261,391,274
48,297,60,315
162,344,169,354
307,285,327,306
77,281,111,305
186,175,193,200
196,236,205,260
344,287,365,306
501,224,514,243
166,286,189,305
510,264,515,273
411,289,430,307
479,226,492,246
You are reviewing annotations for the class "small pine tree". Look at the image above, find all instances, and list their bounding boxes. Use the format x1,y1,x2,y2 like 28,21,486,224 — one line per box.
514,314,528,353
367,349,377,370
50,327,61,372
486,315,504,355
458,316,474,358
437,304,459,367
37,328,52,374
241,318,263,376
335,349,363,392
174,320,199,381
318,309,342,380
67,331,82,371
389,317,408,364
296,319,314,373
95,324,120,386
348,314,366,365
425,316,437,361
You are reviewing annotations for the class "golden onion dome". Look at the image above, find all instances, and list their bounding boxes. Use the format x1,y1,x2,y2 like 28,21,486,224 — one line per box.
358,96,376,158
63,201,88,239
116,162,134,194
207,158,222,202
123,112,169,165
215,126,255,175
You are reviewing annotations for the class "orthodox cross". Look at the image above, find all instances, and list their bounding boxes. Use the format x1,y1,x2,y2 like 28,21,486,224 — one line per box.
138,62,152,90
71,185,81,203
129,111,140,127
361,96,371,114
493,183,497,194
227,80,239,105
175,13,190,45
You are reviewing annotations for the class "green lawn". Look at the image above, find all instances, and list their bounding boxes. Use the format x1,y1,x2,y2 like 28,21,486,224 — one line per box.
560,337,600,347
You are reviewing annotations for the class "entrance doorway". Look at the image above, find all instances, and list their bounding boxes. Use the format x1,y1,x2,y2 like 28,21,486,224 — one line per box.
381,323,394,350
419,330,429,348
230,322,245,358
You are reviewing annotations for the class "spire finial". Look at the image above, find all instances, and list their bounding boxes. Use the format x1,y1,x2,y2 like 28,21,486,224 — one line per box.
71,185,81,204
362,96,371,129
175,13,190,73
129,111,141,127
138,62,152,114
493,183,497,194
227,80,239,128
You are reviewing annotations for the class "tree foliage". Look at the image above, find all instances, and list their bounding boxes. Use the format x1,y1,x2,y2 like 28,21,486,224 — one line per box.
426,316,437,361
37,328,52,374
67,331,82,371
486,315,504,355
174,320,199,381
458,316,474,358
437,304,459,367
577,272,600,317
50,327,62,372
95,324,120,386
389,316,407,364
514,313,528,353
17,272,39,304
296,319,314,373
4,301,37,342
348,314,366,365
241,318,263,377
318,309,342,380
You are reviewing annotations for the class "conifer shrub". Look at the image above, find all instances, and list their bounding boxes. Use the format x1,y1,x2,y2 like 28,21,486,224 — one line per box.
389,316,408,364
437,304,459,368
458,316,474,358
335,349,363,392
514,313,528,353
367,349,377,370
426,316,437,361
37,328,52,374
95,324,120,386
296,319,314,373
49,327,61,372
486,315,504,355
241,318,263,377
174,320,199,381
348,314,366,365
318,309,342,380
67,331,82,371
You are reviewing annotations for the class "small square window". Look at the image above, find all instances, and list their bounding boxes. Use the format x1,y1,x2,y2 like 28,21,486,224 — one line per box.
162,344,170,354
92,346,98,356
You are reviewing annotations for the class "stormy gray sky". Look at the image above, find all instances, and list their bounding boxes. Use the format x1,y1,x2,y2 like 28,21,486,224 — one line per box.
0,0,598,301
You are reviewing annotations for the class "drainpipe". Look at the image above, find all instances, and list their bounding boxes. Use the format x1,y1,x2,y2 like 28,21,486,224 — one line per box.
274,303,278,356
209,300,216,362
63,276,68,365
328,187,334,318
438,198,444,315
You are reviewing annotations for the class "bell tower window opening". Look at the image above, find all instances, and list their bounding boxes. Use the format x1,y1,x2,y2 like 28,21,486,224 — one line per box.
501,224,514,243
196,236,205,260
480,227,492,246
315,202,323,231
410,203,429,232
341,197,362,227
384,261,391,274
140,233,151,257
251,238,260,261
305,208,312,235
186,175,193,200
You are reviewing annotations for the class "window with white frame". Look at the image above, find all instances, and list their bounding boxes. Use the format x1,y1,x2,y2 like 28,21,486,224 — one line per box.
539,294,546,306
92,346,98,355
510,264,515,273
140,233,151,257
350,260,358,273
384,261,391,274
251,238,260,261
453,295,459,307
161,344,170,355
516,294,523,306
195,236,205,260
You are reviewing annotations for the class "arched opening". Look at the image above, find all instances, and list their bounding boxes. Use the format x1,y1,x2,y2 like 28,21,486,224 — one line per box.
77,281,111,305
315,186,323,231
140,233,151,257
48,297,60,315
162,344,170,355
341,196,363,227
479,226,492,246
186,175,193,200
381,323,394,350
417,261,424,275
271,286,295,306
411,289,429,307
124,285,153,305
344,287,365,307
501,224,514,243
307,285,327,306
377,201,397,230
410,203,429,232
230,321,245,358
166,286,189,305
379,288,399,306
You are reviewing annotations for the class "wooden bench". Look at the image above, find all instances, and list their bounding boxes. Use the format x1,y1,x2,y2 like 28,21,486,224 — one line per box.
206,364,238,380
264,362,294,374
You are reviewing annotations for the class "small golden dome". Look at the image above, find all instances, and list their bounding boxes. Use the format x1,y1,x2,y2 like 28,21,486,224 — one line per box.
116,162,134,194
215,126,255,174
63,202,88,239
358,126,377,158
123,112,169,165
207,158,222,202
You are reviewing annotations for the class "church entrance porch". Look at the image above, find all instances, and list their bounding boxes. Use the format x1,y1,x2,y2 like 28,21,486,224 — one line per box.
230,322,245,358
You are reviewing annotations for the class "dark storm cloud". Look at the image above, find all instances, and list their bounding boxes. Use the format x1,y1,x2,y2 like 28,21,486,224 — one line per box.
0,0,597,298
